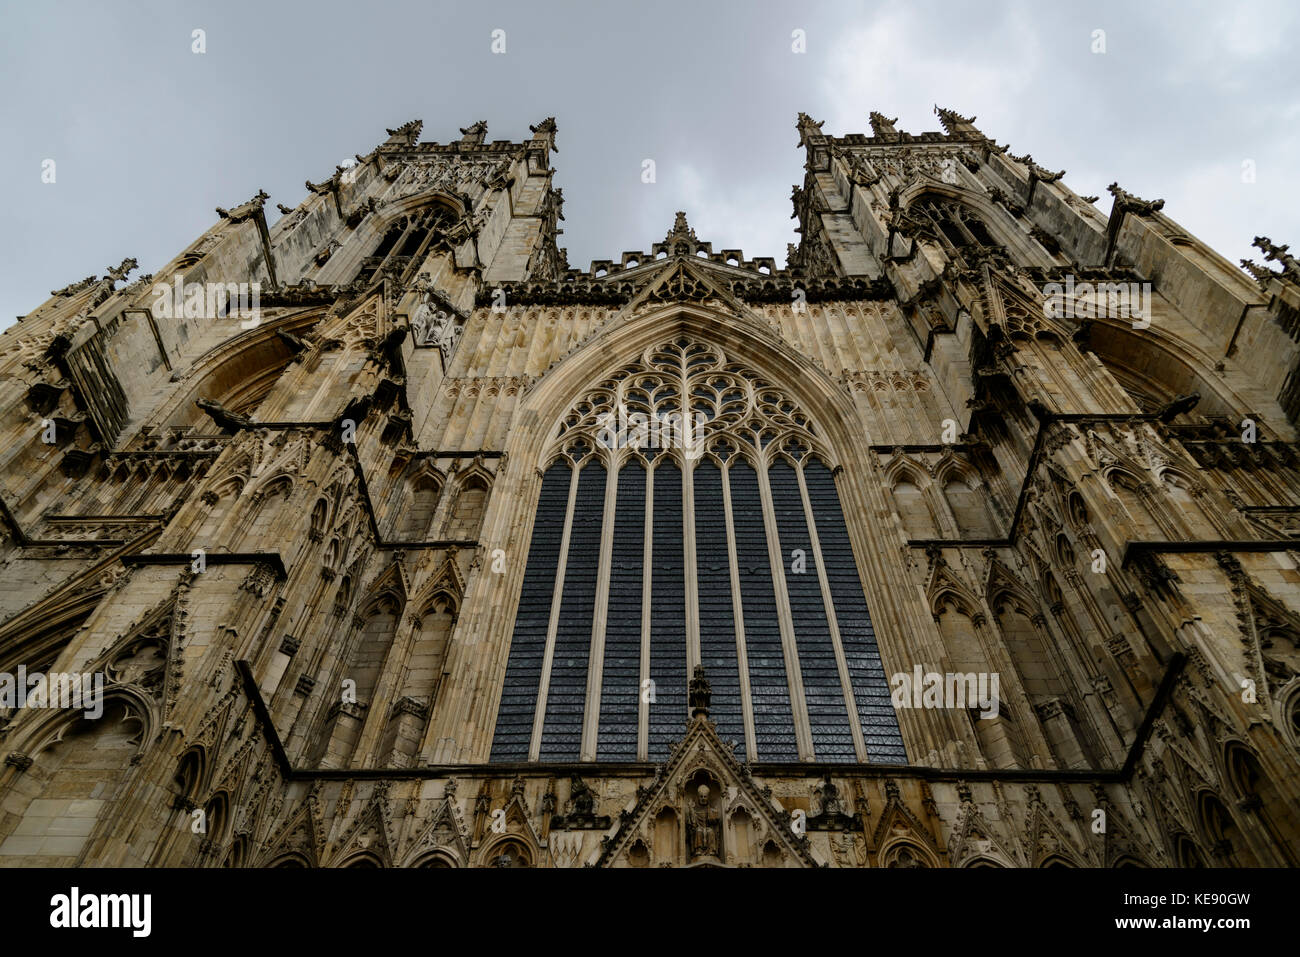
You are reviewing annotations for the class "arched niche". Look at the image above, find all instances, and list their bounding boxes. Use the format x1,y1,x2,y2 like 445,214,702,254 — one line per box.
891,471,939,538
412,851,458,868
896,185,1054,269
881,841,936,868
150,312,319,430
941,473,998,538
314,193,467,287
729,807,755,865
1086,320,1259,424
400,472,443,540
653,807,680,863
1196,790,1254,865
481,836,533,868
0,699,147,863
444,474,490,540
1224,743,1295,865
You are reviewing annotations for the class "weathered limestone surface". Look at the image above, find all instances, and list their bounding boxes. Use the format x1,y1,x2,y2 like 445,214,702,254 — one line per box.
0,112,1296,868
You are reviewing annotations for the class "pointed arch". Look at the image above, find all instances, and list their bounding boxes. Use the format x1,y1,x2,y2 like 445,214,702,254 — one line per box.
1105,466,1164,539
399,464,444,541
897,184,1053,268
886,459,940,539
0,695,149,863
443,468,492,541
1223,741,1296,865
146,310,320,430
314,191,469,287
478,303,911,767
236,473,295,548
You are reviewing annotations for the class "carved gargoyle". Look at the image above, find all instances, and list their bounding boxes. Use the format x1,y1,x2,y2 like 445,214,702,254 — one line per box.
1157,392,1200,423
378,327,407,368
196,397,252,433
337,395,373,430
276,330,309,355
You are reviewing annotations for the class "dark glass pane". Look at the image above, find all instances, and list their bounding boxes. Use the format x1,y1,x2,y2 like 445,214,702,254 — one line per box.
692,462,743,750
729,461,798,761
490,461,572,761
769,461,855,761
540,463,606,759
648,462,687,759
597,463,645,760
803,459,908,764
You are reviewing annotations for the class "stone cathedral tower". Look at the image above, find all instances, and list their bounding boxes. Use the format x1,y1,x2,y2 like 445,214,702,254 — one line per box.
0,111,1297,869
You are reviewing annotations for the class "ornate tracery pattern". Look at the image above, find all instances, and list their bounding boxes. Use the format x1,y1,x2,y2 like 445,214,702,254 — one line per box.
550,336,824,470
491,337,906,765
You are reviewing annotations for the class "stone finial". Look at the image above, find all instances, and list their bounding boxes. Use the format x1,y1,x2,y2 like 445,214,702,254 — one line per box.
934,105,978,136
530,117,558,151
1253,236,1300,281
869,111,901,139
1107,182,1165,217
796,111,825,146
459,120,488,146
52,275,98,298
216,190,270,222
1240,258,1275,285
385,119,423,144
105,257,138,284
688,664,711,718
664,211,698,246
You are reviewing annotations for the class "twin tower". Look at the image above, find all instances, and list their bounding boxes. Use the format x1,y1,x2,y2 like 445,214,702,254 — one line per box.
0,111,1296,867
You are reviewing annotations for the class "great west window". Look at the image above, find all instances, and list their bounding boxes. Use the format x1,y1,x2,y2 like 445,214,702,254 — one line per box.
490,337,907,765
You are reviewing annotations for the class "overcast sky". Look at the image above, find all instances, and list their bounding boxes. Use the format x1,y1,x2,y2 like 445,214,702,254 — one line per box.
2,0,1296,328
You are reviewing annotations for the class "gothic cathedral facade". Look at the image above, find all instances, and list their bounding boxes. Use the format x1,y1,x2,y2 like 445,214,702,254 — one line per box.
1,111,1297,868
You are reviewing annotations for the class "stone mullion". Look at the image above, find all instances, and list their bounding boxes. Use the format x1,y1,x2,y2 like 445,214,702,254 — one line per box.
683,456,701,672
721,461,758,761
428,457,541,764
836,454,966,765
1041,607,1128,761
756,457,814,760
680,360,701,671
426,473,456,542
354,612,420,768
579,454,619,760
638,464,654,761
978,613,1057,768
796,463,869,762
528,461,580,761
270,568,335,744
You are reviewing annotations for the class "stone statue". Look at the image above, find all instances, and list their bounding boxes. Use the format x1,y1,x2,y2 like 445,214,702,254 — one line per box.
411,298,450,347
686,784,720,859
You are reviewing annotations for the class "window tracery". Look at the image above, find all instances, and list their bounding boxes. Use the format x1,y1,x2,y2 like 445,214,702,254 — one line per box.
491,336,905,765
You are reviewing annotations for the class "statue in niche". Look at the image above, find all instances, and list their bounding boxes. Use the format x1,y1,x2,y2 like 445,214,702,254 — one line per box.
439,320,462,359
888,845,927,868
686,784,721,860
410,286,454,349
570,774,594,819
